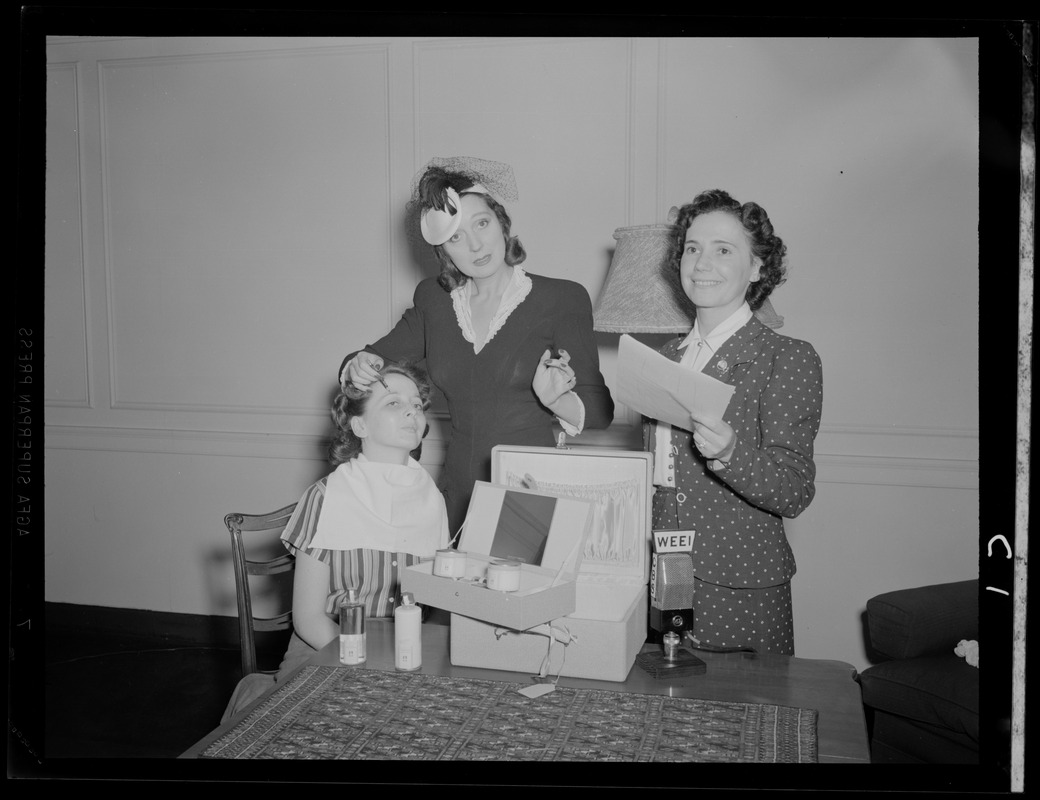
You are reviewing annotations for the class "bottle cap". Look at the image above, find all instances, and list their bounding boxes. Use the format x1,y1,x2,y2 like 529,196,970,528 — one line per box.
400,592,415,606
345,587,360,605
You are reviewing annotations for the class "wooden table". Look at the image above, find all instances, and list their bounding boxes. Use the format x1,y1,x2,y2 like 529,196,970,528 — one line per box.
182,619,868,763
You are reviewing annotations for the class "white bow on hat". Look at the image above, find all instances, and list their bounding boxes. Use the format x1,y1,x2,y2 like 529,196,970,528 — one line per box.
419,184,490,245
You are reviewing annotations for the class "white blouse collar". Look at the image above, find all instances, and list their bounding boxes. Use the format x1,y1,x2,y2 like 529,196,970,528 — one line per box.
678,302,753,351
450,266,532,354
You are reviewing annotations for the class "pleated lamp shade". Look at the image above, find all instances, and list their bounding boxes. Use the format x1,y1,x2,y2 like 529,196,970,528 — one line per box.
593,223,783,333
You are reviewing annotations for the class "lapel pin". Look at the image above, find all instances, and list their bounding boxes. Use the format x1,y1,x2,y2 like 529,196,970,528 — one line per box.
717,359,729,374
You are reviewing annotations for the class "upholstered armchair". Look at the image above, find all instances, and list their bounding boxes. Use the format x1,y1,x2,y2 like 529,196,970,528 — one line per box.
857,580,979,763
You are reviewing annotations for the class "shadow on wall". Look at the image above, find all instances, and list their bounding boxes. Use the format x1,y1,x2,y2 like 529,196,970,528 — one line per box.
857,609,873,665
402,202,441,284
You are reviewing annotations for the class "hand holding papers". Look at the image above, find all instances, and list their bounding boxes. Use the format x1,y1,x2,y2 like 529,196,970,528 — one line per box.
616,335,735,433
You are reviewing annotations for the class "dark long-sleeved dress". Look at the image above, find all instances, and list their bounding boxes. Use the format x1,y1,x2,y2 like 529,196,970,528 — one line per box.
346,268,614,533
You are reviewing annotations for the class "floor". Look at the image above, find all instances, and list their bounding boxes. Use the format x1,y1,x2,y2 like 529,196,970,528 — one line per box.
44,622,287,759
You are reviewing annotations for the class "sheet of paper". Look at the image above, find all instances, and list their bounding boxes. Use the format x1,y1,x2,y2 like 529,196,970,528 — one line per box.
616,334,735,433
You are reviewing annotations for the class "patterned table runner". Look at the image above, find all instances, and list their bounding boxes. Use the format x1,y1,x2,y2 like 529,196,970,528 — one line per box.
202,665,818,762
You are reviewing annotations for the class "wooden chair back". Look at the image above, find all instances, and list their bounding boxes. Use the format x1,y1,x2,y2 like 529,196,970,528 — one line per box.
224,504,297,677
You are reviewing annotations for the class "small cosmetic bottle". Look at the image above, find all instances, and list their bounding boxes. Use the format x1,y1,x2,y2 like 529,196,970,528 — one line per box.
339,587,366,666
394,592,422,672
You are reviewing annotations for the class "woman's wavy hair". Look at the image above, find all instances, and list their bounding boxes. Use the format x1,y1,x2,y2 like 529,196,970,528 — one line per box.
327,360,432,467
670,189,787,310
413,166,526,292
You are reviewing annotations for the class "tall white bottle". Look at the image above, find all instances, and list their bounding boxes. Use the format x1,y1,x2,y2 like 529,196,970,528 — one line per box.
394,592,422,672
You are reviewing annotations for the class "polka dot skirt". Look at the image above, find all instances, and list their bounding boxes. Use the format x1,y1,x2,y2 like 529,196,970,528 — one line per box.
692,578,794,656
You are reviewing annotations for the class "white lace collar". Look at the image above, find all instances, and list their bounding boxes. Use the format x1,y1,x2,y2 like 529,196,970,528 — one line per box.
450,266,532,354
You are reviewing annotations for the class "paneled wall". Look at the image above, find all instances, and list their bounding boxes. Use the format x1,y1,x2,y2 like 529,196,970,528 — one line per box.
44,36,979,671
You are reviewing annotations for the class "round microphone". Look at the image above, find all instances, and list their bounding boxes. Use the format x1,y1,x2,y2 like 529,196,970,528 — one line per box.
649,550,695,637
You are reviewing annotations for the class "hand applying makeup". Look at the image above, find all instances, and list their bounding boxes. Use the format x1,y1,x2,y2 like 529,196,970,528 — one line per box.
689,410,737,465
341,350,388,392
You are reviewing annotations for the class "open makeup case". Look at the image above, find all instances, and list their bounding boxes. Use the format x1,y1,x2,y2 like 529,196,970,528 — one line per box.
405,444,653,682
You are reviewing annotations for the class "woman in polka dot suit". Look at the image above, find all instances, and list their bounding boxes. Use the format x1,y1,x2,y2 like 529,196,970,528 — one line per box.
644,189,823,655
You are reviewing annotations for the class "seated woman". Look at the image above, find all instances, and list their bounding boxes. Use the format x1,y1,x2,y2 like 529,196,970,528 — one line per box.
221,361,449,722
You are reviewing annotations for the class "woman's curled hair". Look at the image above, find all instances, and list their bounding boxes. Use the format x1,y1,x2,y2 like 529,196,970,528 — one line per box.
328,360,432,466
670,188,787,310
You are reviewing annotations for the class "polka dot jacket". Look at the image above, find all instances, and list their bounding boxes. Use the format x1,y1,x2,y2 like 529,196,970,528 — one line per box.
642,315,823,589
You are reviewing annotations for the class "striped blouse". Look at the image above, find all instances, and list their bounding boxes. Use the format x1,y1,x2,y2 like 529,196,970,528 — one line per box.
281,476,432,620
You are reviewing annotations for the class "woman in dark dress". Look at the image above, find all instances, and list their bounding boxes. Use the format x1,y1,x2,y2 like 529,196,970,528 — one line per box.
340,157,614,534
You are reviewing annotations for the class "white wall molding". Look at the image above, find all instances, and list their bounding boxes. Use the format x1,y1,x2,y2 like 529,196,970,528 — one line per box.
815,423,978,464
814,453,978,490
46,423,332,460
45,421,449,466
819,422,979,440
45,60,93,408
107,399,336,416
45,417,976,490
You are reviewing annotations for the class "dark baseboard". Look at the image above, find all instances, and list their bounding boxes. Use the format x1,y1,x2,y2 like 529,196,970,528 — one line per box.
45,601,240,649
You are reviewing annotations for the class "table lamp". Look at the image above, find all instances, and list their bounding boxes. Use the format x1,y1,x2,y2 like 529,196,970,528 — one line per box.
593,221,783,333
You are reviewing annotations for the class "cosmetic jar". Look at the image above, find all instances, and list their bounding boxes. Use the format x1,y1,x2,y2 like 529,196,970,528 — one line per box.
433,549,467,579
486,560,521,592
